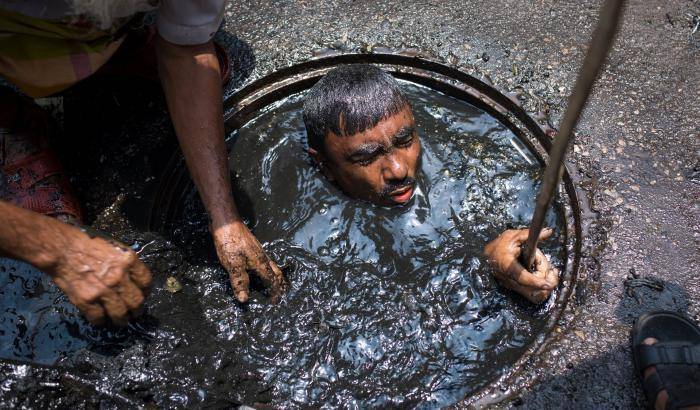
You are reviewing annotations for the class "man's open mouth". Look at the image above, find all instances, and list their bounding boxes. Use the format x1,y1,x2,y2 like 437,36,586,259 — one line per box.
389,185,414,203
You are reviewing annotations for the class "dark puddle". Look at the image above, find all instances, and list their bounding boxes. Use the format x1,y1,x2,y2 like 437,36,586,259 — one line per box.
0,82,566,408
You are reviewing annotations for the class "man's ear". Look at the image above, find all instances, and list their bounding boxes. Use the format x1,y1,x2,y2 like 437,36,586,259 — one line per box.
307,147,335,181
307,147,321,164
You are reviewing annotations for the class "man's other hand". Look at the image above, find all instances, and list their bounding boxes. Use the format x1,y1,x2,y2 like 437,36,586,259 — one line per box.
212,222,285,303
50,234,152,326
483,228,559,304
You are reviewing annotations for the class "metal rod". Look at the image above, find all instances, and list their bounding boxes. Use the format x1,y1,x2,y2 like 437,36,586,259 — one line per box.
522,0,626,268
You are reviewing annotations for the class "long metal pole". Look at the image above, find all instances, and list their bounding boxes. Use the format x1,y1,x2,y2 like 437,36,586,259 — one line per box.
523,0,626,268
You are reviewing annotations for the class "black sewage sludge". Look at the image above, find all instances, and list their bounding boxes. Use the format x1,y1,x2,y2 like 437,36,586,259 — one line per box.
0,78,568,408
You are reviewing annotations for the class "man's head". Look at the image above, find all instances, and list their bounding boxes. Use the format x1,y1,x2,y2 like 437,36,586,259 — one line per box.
303,64,421,206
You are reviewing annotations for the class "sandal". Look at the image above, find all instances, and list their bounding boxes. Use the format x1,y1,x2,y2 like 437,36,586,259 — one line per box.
0,88,84,223
632,311,700,409
97,25,231,86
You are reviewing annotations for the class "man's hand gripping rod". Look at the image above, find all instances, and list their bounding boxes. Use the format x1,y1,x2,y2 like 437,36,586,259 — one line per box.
522,0,626,269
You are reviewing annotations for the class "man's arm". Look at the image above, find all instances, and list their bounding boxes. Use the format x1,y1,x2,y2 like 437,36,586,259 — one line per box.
155,37,284,302
0,201,151,325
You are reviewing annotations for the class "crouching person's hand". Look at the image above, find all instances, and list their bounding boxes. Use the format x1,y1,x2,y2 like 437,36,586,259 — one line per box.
212,221,286,304
483,228,559,304
46,231,152,326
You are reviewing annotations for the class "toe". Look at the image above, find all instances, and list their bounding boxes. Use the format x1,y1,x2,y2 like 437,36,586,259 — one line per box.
641,337,668,410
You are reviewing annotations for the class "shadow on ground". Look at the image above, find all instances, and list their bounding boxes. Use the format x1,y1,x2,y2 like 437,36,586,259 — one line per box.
512,276,693,409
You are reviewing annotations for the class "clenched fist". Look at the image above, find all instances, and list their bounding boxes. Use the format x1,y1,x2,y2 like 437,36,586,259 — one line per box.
0,201,152,326
484,228,559,303
49,233,152,326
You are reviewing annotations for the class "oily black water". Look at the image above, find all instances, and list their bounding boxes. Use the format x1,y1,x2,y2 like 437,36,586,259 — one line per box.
0,82,565,408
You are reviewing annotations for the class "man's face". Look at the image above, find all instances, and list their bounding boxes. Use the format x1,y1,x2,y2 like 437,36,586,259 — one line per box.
311,106,421,206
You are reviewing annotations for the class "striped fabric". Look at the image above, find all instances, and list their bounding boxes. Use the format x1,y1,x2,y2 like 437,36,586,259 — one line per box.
0,8,132,97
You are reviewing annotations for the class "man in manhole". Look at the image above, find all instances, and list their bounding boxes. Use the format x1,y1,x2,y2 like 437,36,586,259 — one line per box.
302,64,559,303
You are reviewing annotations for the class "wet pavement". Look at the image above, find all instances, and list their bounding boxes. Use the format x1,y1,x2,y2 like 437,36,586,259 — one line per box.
1,0,699,408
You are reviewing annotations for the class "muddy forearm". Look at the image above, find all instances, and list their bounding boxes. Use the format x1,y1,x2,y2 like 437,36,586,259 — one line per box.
0,200,73,271
156,36,240,231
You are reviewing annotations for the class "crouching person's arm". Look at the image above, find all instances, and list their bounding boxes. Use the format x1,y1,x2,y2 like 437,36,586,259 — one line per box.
0,201,152,325
483,228,559,303
155,37,285,303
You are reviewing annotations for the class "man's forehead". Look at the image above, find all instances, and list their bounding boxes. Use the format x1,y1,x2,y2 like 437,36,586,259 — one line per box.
326,109,415,150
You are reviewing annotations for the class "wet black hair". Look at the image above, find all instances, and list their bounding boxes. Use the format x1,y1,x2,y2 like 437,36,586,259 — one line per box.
303,64,410,152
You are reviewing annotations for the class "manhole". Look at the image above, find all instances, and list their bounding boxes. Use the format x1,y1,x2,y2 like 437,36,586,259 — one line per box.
147,53,586,407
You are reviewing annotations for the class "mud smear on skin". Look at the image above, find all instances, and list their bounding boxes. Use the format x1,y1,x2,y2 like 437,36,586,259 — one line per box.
0,82,566,408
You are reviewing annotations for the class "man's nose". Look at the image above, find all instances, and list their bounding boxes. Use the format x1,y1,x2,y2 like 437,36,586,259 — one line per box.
382,152,408,181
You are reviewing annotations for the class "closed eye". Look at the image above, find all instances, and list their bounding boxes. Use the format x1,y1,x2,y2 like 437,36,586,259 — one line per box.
349,144,383,166
355,153,380,166
393,127,416,148
358,157,377,166
395,133,414,147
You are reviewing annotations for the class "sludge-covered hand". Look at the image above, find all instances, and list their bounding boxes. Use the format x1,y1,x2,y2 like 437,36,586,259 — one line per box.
213,221,286,303
483,228,559,304
0,201,152,326
50,235,153,326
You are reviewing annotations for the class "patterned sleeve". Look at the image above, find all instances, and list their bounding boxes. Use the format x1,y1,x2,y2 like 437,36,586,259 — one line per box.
156,0,227,45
